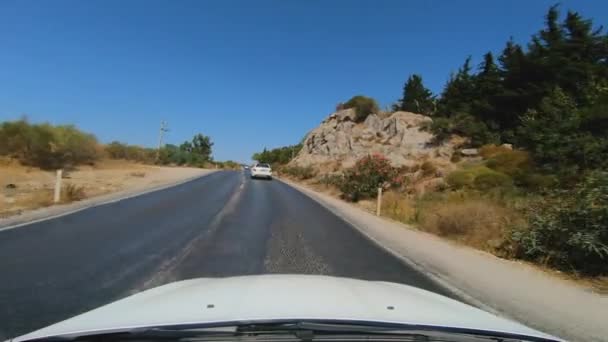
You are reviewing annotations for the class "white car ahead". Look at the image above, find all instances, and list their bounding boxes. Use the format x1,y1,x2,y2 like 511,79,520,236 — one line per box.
251,163,272,179
12,275,561,342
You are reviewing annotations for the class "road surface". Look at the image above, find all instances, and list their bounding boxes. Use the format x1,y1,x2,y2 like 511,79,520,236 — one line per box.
0,171,450,338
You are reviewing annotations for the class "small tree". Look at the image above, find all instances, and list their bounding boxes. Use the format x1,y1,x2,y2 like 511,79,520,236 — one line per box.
398,74,435,115
191,133,213,161
343,95,379,122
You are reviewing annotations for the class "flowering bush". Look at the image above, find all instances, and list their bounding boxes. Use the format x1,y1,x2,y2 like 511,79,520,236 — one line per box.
339,154,401,201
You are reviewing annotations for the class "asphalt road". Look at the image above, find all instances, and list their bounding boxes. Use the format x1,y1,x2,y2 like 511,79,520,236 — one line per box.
0,171,450,338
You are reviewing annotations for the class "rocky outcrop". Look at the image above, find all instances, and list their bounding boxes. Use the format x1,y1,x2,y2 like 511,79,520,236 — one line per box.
291,109,463,169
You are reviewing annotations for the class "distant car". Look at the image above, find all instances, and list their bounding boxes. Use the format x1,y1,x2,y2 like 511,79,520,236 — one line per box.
243,165,249,170
251,163,272,179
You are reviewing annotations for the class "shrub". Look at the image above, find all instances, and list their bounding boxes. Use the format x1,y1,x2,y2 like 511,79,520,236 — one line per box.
339,154,401,201
446,165,512,191
216,160,240,170
282,165,317,180
474,172,513,190
105,141,129,159
63,183,86,202
382,191,417,223
343,95,379,122
318,173,343,187
517,173,557,190
0,119,100,169
420,160,437,177
429,117,452,143
446,170,476,189
484,149,531,176
510,171,608,275
429,113,499,146
479,144,511,159
52,125,99,166
480,145,557,190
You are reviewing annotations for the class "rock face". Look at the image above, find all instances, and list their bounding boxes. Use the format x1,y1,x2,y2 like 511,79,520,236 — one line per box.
291,109,461,169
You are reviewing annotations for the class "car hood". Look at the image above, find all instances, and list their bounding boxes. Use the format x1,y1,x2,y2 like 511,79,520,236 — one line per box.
14,274,559,341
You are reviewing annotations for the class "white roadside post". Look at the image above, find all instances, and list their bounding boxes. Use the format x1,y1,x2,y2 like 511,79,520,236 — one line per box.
376,187,382,216
54,169,63,203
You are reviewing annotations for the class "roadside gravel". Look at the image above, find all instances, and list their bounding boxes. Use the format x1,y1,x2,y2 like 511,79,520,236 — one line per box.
0,168,215,230
282,179,607,342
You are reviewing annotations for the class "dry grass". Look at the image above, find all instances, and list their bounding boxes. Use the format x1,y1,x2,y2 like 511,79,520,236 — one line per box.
0,189,54,218
479,144,512,159
382,191,418,223
307,181,342,198
420,160,438,177
63,183,86,202
419,199,523,252
377,188,525,253
129,171,146,178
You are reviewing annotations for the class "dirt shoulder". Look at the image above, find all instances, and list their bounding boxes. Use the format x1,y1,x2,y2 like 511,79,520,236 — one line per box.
280,178,607,342
0,159,215,229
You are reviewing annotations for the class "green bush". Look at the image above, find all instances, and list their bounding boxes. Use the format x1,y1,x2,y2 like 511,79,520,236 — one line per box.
484,149,531,176
52,125,99,166
447,165,512,191
474,171,513,190
429,113,499,146
339,154,400,201
0,119,99,169
446,170,476,189
511,171,608,275
343,95,379,122
106,141,156,163
318,173,344,187
217,160,241,170
516,173,557,190
429,117,452,143
479,145,558,190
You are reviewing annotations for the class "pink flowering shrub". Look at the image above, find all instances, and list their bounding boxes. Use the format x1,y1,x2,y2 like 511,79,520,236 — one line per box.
339,154,402,201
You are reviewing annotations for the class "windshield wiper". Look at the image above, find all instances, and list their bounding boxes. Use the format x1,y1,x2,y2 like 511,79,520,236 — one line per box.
234,322,545,342
30,327,239,342
30,321,549,342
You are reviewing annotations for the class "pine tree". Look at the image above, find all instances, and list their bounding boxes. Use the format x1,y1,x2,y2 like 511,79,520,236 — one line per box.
398,74,435,114
437,56,475,117
496,39,531,136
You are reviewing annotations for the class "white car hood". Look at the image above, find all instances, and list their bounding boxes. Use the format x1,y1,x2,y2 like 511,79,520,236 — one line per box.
14,274,559,341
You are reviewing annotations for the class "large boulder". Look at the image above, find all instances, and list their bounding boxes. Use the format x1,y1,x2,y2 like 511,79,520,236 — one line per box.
291,111,461,169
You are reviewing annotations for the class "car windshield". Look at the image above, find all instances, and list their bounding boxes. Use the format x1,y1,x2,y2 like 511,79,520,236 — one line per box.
1,2,604,342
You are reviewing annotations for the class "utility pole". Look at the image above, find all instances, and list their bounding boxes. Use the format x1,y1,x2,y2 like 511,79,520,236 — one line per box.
156,121,169,161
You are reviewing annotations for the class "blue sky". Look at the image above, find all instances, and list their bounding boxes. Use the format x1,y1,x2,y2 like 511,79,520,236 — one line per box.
1,0,606,162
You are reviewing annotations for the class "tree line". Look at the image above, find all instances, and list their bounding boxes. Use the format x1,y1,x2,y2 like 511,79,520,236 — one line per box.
0,118,215,169
395,5,607,182
251,144,302,165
